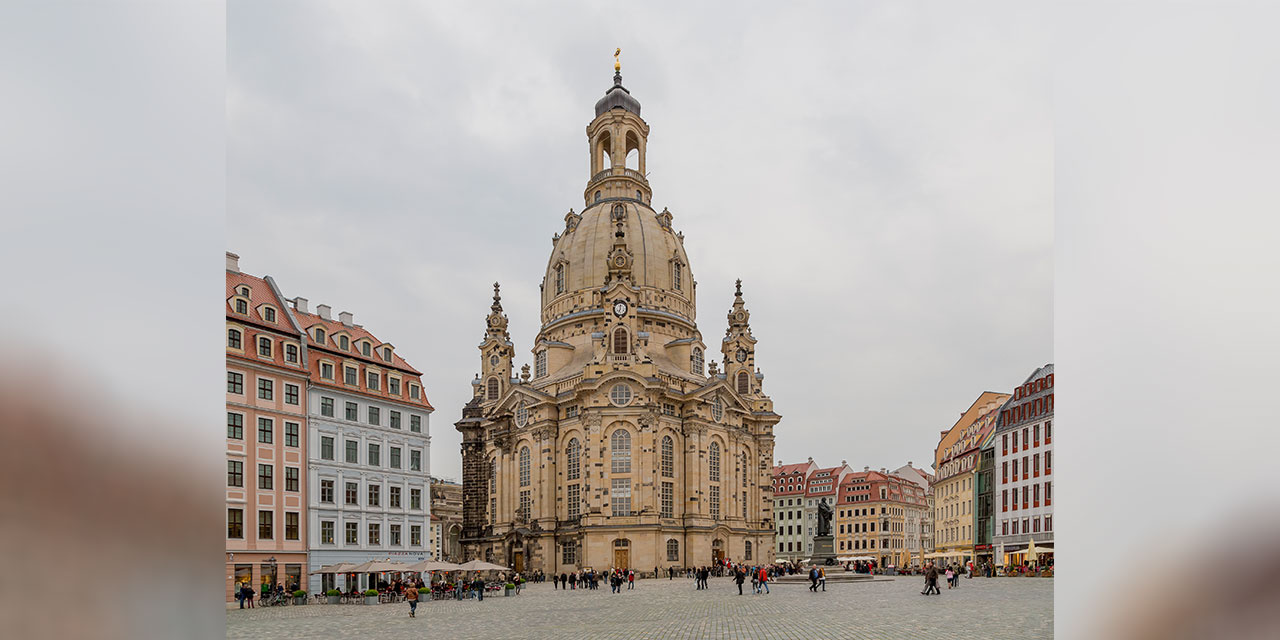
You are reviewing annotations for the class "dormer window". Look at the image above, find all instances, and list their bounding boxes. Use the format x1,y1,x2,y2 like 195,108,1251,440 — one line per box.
227,328,242,349
238,286,250,297
235,299,248,314
362,342,371,357
263,307,276,323
382,347,392,362
339,336,349,350
410,384,420,400
257,336,272,357
367,371,380,391
314,328,326,344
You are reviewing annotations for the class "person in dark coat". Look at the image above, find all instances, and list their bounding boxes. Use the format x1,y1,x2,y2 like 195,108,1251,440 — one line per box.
734,568,746,595
923,562,940,595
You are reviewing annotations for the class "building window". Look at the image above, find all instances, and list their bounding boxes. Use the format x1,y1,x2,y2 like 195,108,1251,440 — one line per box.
368,484,380,507
515,402,529,427
612,327,628,355
666,538,679,561
489,460,496,494
285,422,299,447
368,523,380,546
389,378,400,395
745,540,752,561
314,328,326,344
1012,431,1018,451
1045,421,1052,443
737,371,749,394
411,525,422,546
1045,450,1052,474
1023,455,1029,480
535,351,547,378
367,371,380,391
258,510,273,539
1002,489,1008,512
320,479,334,503
709,441,721,482
1033,483,1040,507
691,347,703,375
1002,433,1008,455
285,467,299,491
486,377,499,400
227,413,243,439
390,485,401,508
284,384,299,405
410,415,421,432
662,403,675,416
610,430,631,473
257,418,273,444
321,362,334,379
555,264,565,294
661,481,673,518
1034,453,1040,477
227,328,242,349
345,522,358,544
673,263,682,291
390,524,401,546
227,371,243,394
743,490,748,519
257,464,273,490
228,509,243,538
611,478,631,516
362,342,372,357
1002,461,1008,483
410,449,421,471
411,488,422,510
566,438,581,480
565,405,579,418
661,436,674,478
227,460,243,487
368,443,380,466
518,490,531,520
516,445,532,487
567,482,581,518
410,384,420,400
319,397,333,417
320,436,334,460
1045,481,1052,505
710,485,721,520
711,396,723,422
345,441,357,464
344,367,357,386
285,344,298,363
368,406,380,425
285,512,299,540
257,336,271,357
338,335,349,351
389,410,401,429
562,540,577,565
609,383,632,406
235,299,248,314
320,520,334,544
390,447,401,469
257,378,273,400
345,402,358,421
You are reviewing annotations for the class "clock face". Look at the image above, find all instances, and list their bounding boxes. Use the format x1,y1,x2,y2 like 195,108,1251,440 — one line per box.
736,348,748,363
613,300,628,317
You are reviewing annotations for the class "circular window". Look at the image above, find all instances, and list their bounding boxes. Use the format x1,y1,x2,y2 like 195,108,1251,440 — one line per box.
609,383,633,407
711,396,723,422
515,402,529,428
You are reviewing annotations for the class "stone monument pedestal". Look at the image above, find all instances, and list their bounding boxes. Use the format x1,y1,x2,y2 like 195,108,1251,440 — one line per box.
811,535,836,565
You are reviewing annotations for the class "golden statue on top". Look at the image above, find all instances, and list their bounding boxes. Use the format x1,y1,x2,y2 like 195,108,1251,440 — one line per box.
614,48,621,71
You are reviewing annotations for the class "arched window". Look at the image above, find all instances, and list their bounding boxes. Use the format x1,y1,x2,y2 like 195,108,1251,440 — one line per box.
691,347,703,375
610,429,631,473
661,436,674,478
535,351,547,378
486,377,498,401
744,540,753,560
519,446,530,487
672,262,682,291
554,264,565,295
594,190,602,202
235,299,248,314
515,402,529,428
709,441,721,482
612,327,628,355
737,371,750,394
566,438,581,481
711,396,723,422
314,328,325,344
227,328,241,349
666,538,679,561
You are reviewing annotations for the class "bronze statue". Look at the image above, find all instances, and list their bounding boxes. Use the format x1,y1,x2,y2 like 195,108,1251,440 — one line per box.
816,500,833,537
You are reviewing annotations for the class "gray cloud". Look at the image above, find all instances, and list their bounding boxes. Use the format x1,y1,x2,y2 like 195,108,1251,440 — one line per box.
228,0,1051,480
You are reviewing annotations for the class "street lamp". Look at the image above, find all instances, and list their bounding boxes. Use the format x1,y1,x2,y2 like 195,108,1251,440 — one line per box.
265,556,277,587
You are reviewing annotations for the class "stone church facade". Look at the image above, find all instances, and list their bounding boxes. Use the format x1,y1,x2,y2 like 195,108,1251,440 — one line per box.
457,63,780,574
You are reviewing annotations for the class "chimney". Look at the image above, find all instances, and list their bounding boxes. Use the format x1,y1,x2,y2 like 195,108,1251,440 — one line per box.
293,297,308,314
807,456,814,464
841,460,847,466
880,468,887,474
225,251,240,273
908,461,913,467
317,304,332,321
339,311,354,326
864,466,869,472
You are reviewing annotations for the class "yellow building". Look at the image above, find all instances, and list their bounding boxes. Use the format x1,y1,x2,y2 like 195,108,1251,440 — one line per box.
456,61,780,574
930,392,1009,567
836,469,928,569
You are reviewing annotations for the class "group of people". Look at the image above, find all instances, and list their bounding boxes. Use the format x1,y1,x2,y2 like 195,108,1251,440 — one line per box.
234,581,299,609
919,561,966,595
730,566,772,595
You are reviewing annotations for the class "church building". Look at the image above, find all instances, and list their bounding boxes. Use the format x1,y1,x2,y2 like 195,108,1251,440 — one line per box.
457,58,781,574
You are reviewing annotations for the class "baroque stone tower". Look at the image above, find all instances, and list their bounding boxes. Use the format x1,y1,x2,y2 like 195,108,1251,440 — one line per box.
457,57,780,574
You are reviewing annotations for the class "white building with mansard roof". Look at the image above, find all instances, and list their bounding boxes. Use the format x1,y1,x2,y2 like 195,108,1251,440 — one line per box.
456,60,781,574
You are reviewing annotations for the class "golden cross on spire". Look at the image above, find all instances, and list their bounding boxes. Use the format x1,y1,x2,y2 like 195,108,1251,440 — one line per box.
614,48,621,71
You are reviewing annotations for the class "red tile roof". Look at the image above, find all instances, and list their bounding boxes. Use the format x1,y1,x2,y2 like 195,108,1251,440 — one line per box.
226,271,296,334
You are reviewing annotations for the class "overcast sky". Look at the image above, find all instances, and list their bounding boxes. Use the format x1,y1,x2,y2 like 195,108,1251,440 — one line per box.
228,1,1051,481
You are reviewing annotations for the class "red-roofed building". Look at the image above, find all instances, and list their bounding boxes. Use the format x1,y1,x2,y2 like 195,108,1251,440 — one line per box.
835,468,929,569
771,458,817,561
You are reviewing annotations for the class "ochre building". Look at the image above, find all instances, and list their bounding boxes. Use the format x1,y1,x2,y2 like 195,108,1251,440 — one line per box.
457,62,781,574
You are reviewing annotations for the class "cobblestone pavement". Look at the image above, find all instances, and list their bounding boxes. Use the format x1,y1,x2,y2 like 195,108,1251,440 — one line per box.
226,576,1052,639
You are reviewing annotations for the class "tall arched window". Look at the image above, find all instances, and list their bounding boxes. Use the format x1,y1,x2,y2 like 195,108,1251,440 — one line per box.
691,347,703,375
737,370,750,394
744,540,752,560
519,446,531,487
672,262,682,291
535,351,547,378
486,377,498,400
554,263,565,295
709,441,721,482
612,327,628,355
661,436,674,478
566,438,581,481
610,429,631,473
666,538,679,561
227,328,241,349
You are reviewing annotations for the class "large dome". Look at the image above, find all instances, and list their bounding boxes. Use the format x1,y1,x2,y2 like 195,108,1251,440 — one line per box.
541,199,694,326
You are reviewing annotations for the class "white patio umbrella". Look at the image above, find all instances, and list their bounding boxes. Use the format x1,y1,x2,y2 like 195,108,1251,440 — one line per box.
455,560,511,572
406,559,463,573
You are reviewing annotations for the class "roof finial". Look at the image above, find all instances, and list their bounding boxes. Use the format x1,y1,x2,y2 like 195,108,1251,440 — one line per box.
735,278,743,297
491,282,503,312
614,47,621,72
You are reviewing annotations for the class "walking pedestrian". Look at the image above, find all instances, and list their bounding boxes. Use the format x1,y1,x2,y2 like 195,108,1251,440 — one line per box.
819,566,827,592
759,567,770,594
734,568,745,595
808,566,819,592
627,570,635,590
406,586,418,618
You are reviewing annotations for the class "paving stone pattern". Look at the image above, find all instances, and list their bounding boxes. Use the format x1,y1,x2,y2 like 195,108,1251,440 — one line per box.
227,576,1052,639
